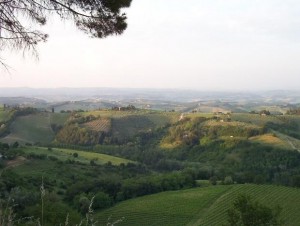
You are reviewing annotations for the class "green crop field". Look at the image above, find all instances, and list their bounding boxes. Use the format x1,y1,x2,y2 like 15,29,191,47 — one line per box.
20,147,132,165
231,113,284,126
82,110,179,122
249,133,292,150
146,112,179,126
1,113,55,144
186,112,215,119
49,112,70,125
82,118,111,132
96,184,300,226
81,110,142,118
112,115,155,139
0,108,15,122
96,186,231,226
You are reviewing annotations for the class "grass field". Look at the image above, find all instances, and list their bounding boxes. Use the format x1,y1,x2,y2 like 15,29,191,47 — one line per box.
81,110,143,118
1,113,55,144
95,184,300,226
231,113,284,126
0,112,71,144
81,110,180,139
249,133,292,150
81,110,180,123
112,115,155,139
49,112,70,125
185,112,215,119
0,109,12,122
20,147,132,165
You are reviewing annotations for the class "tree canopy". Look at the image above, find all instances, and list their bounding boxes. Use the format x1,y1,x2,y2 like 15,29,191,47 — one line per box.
0,0,132,66
226,194,283,226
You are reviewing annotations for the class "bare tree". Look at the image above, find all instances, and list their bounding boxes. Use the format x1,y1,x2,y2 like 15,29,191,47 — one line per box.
0,0,132,68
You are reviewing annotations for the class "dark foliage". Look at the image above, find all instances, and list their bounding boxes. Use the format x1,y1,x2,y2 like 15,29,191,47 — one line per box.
0,0,132,68
226,194,283,226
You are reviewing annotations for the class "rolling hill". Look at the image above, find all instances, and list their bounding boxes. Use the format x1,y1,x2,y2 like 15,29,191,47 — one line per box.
96,184,300,226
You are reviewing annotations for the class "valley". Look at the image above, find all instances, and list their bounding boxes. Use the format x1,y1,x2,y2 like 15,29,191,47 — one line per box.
1,92,300,225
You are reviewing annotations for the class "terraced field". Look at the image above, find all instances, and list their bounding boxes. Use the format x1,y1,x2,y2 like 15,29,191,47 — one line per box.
96,184,300,226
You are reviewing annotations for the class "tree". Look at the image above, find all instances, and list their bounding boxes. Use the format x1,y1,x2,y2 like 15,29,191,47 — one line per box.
226,194,283,226
0,0,132,67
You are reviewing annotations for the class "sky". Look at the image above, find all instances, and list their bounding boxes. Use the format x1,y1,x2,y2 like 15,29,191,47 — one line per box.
1,0,300,90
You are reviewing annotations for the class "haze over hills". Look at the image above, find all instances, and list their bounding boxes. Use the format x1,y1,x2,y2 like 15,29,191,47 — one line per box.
0,87,300,102
0,88,300,113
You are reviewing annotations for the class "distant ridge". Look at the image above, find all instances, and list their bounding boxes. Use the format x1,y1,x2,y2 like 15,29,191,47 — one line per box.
0,87,299,103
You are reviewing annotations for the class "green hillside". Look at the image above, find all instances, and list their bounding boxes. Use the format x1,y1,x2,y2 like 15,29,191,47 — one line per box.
49,112,70,125
1,113,55,144
0,112,70,144
0,108,12,122
96,184,300,226
20,146,132,165
0,108,15,137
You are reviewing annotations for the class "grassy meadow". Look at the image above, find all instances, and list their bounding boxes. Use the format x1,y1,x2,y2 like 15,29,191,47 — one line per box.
1,113,55,144
0,108,12,122
20,146,132,165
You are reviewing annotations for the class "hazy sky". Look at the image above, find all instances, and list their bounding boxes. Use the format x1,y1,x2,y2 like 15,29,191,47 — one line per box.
1,0,300,90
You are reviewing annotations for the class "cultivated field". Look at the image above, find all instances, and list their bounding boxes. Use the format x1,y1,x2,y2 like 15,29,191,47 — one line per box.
249,133,292,150
231,113,284,126
96,184,300,226
1,113,55,144
82,118,111,132
96,186,231,226
49,112,70,125
81,110,180,139
0,109,12,122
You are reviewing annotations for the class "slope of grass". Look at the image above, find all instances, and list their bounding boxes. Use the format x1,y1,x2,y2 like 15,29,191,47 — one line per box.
0,109,12,122
1,113,55,144
80,110,180,140
20,147,132,165
96,184,300,226
96,186,231,226
249,133,292,150
200,184,300,226
112,115,155,139
231,113,283,126
81,110,142,119
49,113,70,125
